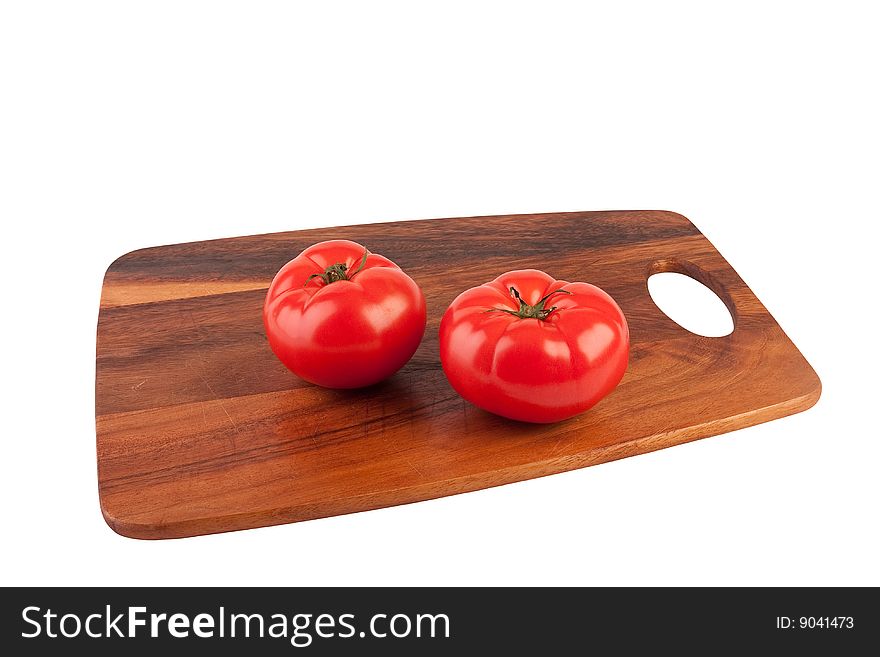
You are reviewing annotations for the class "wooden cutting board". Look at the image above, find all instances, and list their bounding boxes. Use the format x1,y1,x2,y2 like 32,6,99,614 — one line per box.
96,210,820,539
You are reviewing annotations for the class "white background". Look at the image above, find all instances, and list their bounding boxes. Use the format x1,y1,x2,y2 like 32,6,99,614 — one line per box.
1,1,877,586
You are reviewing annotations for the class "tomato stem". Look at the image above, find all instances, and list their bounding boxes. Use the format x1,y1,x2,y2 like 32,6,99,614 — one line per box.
306,249,369,286
488,286,571,320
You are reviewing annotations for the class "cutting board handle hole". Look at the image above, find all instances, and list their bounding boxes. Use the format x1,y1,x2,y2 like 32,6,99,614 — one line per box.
647,260,734,337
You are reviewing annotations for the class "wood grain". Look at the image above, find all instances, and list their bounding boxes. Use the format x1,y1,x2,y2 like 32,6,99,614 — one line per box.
95,210,821,539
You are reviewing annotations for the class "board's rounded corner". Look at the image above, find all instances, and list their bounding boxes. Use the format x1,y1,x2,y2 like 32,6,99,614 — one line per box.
649,209,697,228
803,370,822,411
784,365,822,418
99,496,155,540
103,249,135,276
103,246,153,281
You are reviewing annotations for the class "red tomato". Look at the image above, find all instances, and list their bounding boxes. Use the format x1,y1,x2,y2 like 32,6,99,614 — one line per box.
263,240,426,388
439,269,629,423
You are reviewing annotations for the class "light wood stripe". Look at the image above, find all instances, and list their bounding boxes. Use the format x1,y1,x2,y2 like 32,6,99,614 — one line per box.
100,280,270,308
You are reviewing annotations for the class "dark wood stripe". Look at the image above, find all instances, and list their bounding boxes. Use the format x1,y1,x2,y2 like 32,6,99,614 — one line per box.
103,210,699,281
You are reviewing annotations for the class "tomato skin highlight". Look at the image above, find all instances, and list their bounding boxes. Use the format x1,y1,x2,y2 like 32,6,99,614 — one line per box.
439,269,629,423
263,240,426,388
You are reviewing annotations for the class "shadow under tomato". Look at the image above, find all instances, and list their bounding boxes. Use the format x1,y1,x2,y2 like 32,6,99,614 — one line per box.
320,376,412,402
466,405,581,434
